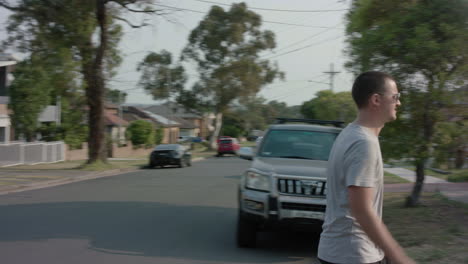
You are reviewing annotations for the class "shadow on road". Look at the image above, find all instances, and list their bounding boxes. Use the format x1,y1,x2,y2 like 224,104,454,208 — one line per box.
0,201,319,263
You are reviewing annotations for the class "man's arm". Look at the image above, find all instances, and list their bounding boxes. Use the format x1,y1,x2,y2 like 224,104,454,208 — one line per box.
348,186,415,264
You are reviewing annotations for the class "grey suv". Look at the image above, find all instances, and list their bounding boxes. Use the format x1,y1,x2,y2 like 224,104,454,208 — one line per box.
237,118,343,247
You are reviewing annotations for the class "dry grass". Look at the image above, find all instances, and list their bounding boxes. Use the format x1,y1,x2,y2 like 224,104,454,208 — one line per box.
384,192,468,263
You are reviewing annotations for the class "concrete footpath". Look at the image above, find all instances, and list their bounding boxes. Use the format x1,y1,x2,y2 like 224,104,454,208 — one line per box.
384,167,468,204
0,163,466,204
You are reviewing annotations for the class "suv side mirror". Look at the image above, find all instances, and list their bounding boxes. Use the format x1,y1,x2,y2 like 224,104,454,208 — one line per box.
238,147,254,160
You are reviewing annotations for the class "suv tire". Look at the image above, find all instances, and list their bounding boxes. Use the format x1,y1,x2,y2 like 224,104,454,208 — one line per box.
179,159,185,168
236,213,257,248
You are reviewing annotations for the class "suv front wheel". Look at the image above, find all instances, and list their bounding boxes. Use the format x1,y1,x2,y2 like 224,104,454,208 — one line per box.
236,212,257,248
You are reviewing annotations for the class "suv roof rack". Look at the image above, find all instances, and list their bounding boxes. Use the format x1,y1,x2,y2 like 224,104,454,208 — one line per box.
275,118,344,127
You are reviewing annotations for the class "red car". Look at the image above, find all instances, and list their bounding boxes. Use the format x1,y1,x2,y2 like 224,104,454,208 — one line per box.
217,137,240,156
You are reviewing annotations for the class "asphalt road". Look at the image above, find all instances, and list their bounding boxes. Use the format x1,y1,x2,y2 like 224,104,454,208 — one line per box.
0,156,320,264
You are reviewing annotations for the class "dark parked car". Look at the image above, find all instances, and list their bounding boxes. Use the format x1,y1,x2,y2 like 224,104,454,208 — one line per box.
148,144,192,168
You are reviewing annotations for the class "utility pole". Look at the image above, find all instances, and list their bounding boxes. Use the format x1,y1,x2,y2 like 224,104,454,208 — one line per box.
323,63,340,92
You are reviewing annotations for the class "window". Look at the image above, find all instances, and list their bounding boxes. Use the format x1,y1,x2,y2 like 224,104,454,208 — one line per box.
259,130,337,161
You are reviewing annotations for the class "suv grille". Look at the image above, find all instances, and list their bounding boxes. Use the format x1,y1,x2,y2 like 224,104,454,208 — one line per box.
277,179,326,197
281,202,326,212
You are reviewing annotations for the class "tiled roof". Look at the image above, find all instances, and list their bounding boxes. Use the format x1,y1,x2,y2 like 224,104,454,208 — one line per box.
143,103,202,119
104,111,129,126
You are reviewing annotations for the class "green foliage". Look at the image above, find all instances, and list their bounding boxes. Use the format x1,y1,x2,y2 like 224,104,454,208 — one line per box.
181,3,284,111
38,123,64,141
9,58,51,141
229,96,301,134
137,50,187,100
154,127,164,145
346,0,468,75
433,121,467,169
179,3,284,146
345,0,468,166
300,90,356,123
221,110,244,137
221,124,242,138
105,89,127,105
1,0,143,163
64,125,88,150
447,170,468,183
126,120,155,147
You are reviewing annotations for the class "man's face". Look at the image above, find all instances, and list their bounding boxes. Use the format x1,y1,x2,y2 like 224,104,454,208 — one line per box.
378,79,401,122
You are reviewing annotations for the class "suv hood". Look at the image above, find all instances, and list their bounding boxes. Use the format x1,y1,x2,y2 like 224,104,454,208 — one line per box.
252,157,327,178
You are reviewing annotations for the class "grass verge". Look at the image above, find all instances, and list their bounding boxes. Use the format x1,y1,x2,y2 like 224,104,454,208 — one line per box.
447,170,468,182
400,167,468,182
384,192,468,263
384,171,411,184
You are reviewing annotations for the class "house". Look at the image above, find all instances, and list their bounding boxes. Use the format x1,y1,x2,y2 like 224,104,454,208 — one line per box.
104,103,128,144
0,53,16,143
143,102,212,139
122,106,181,144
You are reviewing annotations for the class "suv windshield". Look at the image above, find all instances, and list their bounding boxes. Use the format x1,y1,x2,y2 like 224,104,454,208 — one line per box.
258,130,337,161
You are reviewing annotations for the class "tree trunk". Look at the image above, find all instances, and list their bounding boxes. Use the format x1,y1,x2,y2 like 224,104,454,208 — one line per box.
209,112,223,150
86,0,108,164
405,160,426,207
455,148,465,169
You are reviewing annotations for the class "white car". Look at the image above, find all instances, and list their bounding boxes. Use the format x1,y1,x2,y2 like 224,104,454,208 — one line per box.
237,118,344,248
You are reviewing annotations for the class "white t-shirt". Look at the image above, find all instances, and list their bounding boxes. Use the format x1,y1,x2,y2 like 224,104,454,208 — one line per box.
318,122,384,264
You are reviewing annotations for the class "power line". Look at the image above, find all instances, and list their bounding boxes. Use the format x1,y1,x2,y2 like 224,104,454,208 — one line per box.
266,77,330,101
264,35,344,59
193,0,349,13
152,3,343,29
263,20,341,29
268,84,312,101
270,22,343,54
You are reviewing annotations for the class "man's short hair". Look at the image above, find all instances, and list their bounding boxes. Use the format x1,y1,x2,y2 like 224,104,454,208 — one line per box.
352,71,395,109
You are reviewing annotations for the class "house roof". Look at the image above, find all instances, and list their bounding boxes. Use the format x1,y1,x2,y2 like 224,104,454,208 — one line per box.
0,53,17,67
104,111,128,126
143,102,202,119
122,106,180,128
141,110,180,126
0,61,16,67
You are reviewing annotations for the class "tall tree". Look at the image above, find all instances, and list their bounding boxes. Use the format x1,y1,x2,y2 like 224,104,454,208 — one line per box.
300,90,356,123
180,3,284,148
0,0,165,163
345,0,468,206
105,88,127,105
8,57,51,141
137,50,187,100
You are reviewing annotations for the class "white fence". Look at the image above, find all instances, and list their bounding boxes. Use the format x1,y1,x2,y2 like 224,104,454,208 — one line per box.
0,141,65,167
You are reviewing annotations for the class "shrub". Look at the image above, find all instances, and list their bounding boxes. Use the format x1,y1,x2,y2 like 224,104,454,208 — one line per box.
447,170,468,182
126,120,155,147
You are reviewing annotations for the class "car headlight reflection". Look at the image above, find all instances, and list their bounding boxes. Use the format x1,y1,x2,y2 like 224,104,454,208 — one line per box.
245,171,270,191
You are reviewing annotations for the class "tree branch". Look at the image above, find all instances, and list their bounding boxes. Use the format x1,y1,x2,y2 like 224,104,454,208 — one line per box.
112,1,164,14
0,0,25,11
113,16,149,28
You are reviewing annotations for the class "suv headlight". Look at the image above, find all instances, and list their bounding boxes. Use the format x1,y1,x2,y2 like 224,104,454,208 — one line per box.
245,171,270,191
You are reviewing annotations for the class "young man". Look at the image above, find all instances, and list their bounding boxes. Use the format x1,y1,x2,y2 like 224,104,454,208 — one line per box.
318,72,415,264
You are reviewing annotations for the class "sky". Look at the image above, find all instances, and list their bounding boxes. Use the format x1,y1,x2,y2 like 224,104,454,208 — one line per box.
0,0,354,106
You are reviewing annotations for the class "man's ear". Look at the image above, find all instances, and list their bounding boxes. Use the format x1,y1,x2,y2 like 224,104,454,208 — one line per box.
369,93,381,108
